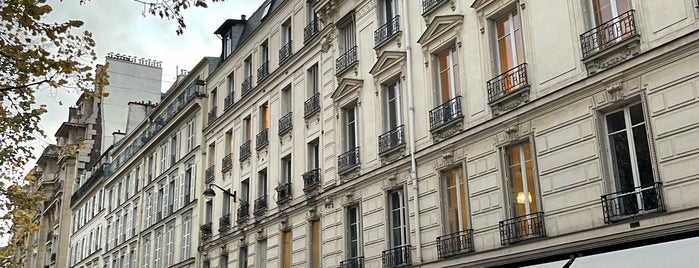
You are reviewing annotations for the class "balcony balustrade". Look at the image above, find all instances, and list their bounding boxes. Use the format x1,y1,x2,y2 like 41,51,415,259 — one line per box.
602,182,664,224
205,165,215,183
218,214,231,231
221,154,232,173
303,169,321,191
256,128,269,150
257,61,270,83
224,94,234,111
340,256,364,268
429,96,463,131
336,46,358,75
207,107,217,125
276,182,292,203
580,10,637,59
374,16,400,47
239,140,251,161
254,195,268,215
279,112,293,135
338,147,361,174
241,76,253,97
304,18,320,43
382,245,411,267
279,42,293,64
378,125,405,155
422,0,445,14
498,212,546,245
436,229,473,259
237,203,249,223
304,93,321,118
200,223,212,239
487,63,529,104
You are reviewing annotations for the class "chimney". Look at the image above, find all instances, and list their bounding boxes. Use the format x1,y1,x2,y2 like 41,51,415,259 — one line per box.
112,130,126,145
241,14,246,21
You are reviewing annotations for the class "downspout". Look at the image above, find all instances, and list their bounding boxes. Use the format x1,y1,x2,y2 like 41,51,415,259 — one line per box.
402,0,422,263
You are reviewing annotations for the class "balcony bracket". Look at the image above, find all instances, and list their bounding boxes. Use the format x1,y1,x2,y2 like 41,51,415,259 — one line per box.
584,37,640,75
490,86,531,117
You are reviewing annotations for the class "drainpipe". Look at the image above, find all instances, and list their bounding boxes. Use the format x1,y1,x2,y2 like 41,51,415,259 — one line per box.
402,0,422,263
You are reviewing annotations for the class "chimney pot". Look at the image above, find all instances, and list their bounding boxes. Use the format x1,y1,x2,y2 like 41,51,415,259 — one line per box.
241,15,246,21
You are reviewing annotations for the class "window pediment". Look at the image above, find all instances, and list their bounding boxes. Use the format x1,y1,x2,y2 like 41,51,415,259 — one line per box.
369,51,406,76
417,15,464,45
470,0,493,10
331,78,363,101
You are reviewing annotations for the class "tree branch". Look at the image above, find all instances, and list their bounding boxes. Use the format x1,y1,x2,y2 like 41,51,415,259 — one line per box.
0,80,49,92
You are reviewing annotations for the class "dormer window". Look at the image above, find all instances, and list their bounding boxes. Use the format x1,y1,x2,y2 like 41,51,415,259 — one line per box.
224,32,233,58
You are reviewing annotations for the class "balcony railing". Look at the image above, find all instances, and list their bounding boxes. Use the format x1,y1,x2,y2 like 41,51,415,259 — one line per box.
304,93,321,118
208,107,217,125
256,128,269,150
340,256,365,268
602,182,664,224
239,140,251,161
46,230,54,242
200,223,212,238
219,214,231,231
278,112,293,135
487,63,529,104
378,125,405,155
205,165,215,183
241,76,253,97
422,0,445,14
429,96,463,131
304,18,320,44
336,46,358,75
382,245,411,268
257,61,270,83
436,229,473,259
237,203,249,223
50,253,56,262
499,212,546,245
303,169,321,191
254,195,268,215
276,182,292,203
224,94,234,111
580,10,637,59
221,154,232,173
338,147,360,174
279,41,293,64
375,16,400,47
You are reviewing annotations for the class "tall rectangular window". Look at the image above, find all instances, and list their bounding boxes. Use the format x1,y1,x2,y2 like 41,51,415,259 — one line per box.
160,143,168,173
168,172,176,215
346,205,361,259
153,228,162,268
343,105,358,151
157,182,165,221
145,189,153,226
444,167,469,234
241,179,250,204
244,56,253,79
148,154,155,183
281,86,292,115
244,116,252,141
339,16,356,53
224,32,232,57
238,246,248,268
383,80,402,131
258,169,268,199
125,175,131,198
310,220,321,268
388,189,407,248
170,133,178,165
495,9,524,74
257,239,267,268
307,63,319,95
205,200,213,224
505,141,539,217
282,20,292,45
186,117,196,152
281,231,292,268
260,103,270,131
225,131,233,155
220,253,229,268
181,212,192,260
260,40,269,65
380,0,397,24
308,140,320,170
222,187,231,216
211,88,218,112
165,222,175,267
281,155,292,185
436,47,460,104
129,242,137,268
227,72,235,97
132,200,138,236
183,162,193,204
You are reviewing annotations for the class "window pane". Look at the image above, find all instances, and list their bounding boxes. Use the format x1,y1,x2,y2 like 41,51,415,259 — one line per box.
606,110,626,133
629,103,645,125
609,132,634,192
633,125,654,187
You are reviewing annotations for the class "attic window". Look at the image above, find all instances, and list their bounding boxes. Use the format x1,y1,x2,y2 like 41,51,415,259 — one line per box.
261,2,273,20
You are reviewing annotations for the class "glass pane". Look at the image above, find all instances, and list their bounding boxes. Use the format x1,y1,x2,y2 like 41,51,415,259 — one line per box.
609,132,634,192
606,110,626,133
525,160,538,213
629,103,645,125
633,125,654,187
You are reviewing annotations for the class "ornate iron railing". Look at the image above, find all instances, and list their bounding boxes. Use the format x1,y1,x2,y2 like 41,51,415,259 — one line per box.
304,18,320,44
602,182,664,224
279,41,293,64
239,140,251,161
276,182,292,203
256,128,269,150
336,46,358,74
499,212,546,245
303,169,321,191
436,229,473,259
237,203,249,223
382,245,411,267
257,61,270,83
279,112,293,135
205,165,215,183
253,195,268,215
340,256,365,268
207,107,217,125
218,214,231,231
338,147,360,174
221,154,232,173
487,63,529,103
378,125,405,155
304,93,321,118
200,223,212,239
241,76,253,97
375,16,400,47
224,94,234,111
422,0,445,14
429,96,463,131
580,10,637,59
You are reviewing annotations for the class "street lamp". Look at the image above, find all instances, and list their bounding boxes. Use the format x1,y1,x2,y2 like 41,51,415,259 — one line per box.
202,184,237,202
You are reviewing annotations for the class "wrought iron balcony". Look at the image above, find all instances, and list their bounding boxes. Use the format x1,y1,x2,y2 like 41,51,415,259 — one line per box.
338,147,360,174
257,61,270,83
336,46,358,75
382,245,411,268
279,112,293,135
304,93,321,118
436,229,473,259
374,16,400,47
340,256,364,268
256,128,269,150
303,169,321,191
378,125,405,155
499,212,546,245
429,96,463,131
422,0,445,14
50,253,56,262
239,140,251,161
304,18,320,44
580,10,637,59
205,165,215,183
487,63,529,104
253,195,268,215
221,154,232,173
241,76,253,97
602,182,664,224
200,223,212,239
276,182,292,203
218,214,231,231
224,94,234,111
207,107,217,125
237,203,249,223
279,41,293,64
46,230,54,242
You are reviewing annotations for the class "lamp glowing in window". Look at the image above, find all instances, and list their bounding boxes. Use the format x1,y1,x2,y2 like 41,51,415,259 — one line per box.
517,192,532,204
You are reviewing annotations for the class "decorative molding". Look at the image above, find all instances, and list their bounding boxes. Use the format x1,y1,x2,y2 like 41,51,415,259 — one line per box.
331,78,363,100
356,0,376,21
369,51,407,75
584,38,640,75
417,15,464,45
490,87,531,116
431,121,463,142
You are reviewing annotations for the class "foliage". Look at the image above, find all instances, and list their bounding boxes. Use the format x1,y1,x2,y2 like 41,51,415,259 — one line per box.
0,172,44,268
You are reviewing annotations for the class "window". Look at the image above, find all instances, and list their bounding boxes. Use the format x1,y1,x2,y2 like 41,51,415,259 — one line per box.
115,215,121,245
495,9,524,75
388,189,408,248
224,32,233,58
243,116,252,141
244,56,253,79
238,246,248,268
129,243,137,268
305,64,321,117
444,167,469,235
308,140,320,170
222,187,231,216
160,143,168,172
308,64,319,95
346,205,362,259
140,234,150,267
339,15,356,54
310,220,321,268
168,172,176,215
380,0,397,24
170,133,178,165
505,142,539,217
281,86,292,115
181,213,192,260
603,103,656,215
241,179,250,204
165,222,175,267
281,231,292,268
343,104,358,151
210,88,218,112
588,0,631,30
108,188,113,211
259,40,269,81
383,80,402,131
157,182,165,221
132,201,138,237
208,143,216,169
220,253,229,268
135,167,141,192
227,72,235,97
281,155,292,185
117,181,123,205
154,228,163,267
436,47,460,104
257,239,267,268
225,131,233,155
258,169,268,199
182,161,194,205
186,117,196,152
260,102,270,131
148,154,155,183
282,19,292,45
145,189,153,226
125,175,131,198
205,200,213,224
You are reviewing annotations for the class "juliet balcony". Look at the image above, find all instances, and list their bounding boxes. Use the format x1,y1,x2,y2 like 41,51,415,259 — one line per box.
207,107,217,125
374,16,400,48
257,61,270,83
239,140,251,161
382,245,411,268
218,214,231,231
499,212,546,245
279,41,293,64
304,93,321,118
340,256,364,268
205,165,215,184
304,18,320,44
338,147,360,175
237,203,249,223
224,93,234,111
276,182,292,204
278,112,293,135
602,182,664,224
253,195,268,215
241,76,253,97
436,229,473,259
429,96,463,131
303,169,321,192
336,46,358,75
221,154,232,173
256,128,269,150
378,125,405,155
